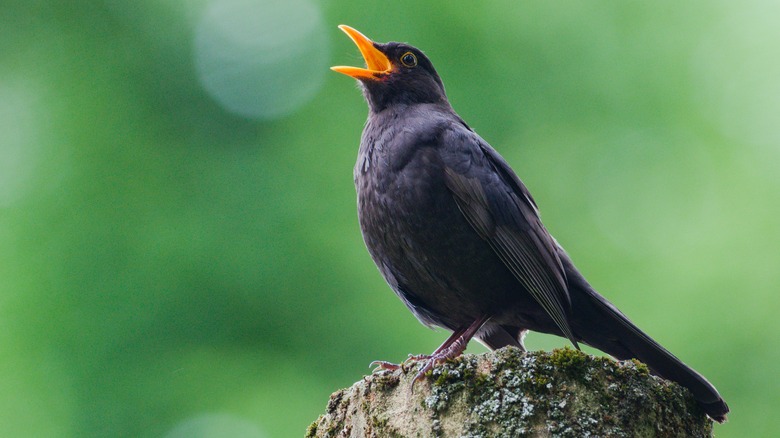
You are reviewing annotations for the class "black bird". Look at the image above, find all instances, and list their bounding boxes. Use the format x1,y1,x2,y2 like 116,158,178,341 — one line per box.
331,25,729,422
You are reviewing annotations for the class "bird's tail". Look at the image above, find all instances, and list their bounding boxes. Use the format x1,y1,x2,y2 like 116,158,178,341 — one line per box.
562,255,729,422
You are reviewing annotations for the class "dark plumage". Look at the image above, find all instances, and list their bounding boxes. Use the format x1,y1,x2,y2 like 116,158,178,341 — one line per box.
332,25,728,422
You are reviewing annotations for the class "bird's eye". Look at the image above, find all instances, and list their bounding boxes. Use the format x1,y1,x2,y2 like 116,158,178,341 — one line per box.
400,52,417,68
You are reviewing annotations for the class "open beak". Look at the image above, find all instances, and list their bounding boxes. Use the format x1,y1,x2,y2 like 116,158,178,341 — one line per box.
331,25,393,80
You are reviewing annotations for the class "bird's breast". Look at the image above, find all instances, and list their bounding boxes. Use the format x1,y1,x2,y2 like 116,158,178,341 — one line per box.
355,140,449,244
353,127,520,327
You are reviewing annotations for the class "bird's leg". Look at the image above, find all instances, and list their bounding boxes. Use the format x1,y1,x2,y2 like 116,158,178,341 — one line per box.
408,325,469,361
412,315,491,388
370,326,469,372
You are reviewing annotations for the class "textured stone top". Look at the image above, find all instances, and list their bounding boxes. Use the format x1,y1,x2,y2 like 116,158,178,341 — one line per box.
307,347,713,437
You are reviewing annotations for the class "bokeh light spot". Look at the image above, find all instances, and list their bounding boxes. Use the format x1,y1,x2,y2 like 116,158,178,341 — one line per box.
194,0,328,120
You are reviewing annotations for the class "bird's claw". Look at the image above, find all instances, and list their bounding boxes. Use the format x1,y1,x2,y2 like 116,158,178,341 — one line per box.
369,360,402,372
370,348,462,393
409,349,460,393
407,353,432,361
370,352,436,373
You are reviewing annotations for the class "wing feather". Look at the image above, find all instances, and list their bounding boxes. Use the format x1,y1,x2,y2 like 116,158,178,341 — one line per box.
443,138,579,349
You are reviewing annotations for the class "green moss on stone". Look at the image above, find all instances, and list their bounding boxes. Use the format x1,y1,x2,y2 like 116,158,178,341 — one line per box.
304,417,320,438
373,372,400,391
308,347,714,437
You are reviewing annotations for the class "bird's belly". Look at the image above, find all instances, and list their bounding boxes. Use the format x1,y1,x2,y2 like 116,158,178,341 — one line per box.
356,166,531,329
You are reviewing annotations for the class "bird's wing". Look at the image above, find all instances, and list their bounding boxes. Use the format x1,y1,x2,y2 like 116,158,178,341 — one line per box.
442,128,579,349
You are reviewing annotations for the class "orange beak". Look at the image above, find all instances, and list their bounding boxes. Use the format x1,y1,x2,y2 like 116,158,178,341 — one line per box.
331,25,393,80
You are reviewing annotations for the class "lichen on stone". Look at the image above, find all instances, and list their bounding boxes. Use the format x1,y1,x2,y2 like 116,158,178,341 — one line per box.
307,347,713,437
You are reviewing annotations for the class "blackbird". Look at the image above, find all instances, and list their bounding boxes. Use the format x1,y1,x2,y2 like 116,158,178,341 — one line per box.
332,25,728,422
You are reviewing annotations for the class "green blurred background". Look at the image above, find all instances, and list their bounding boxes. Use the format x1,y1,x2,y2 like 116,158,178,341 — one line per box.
2,0,777,436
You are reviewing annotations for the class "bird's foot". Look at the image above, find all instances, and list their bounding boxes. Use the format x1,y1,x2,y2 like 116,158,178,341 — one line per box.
407,353,432,361
370,352,435,373
369,360,403,372
408,316,490,393
411,341,468,392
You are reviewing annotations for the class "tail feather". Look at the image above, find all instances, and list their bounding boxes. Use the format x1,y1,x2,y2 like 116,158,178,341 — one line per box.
580,288,729,422
562,256,729,422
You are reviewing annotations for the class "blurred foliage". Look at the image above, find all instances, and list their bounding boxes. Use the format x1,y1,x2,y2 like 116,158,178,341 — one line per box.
1,0,778,436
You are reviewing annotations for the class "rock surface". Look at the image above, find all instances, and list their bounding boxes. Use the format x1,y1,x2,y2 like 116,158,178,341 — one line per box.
306,347,713,437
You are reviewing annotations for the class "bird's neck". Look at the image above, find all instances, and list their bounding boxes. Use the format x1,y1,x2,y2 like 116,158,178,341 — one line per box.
362,80,449,114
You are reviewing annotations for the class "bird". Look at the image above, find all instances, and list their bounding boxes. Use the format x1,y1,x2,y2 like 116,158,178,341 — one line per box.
331,24,729,422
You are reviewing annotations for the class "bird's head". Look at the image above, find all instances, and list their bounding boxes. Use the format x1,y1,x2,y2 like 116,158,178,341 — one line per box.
332,25,448,113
